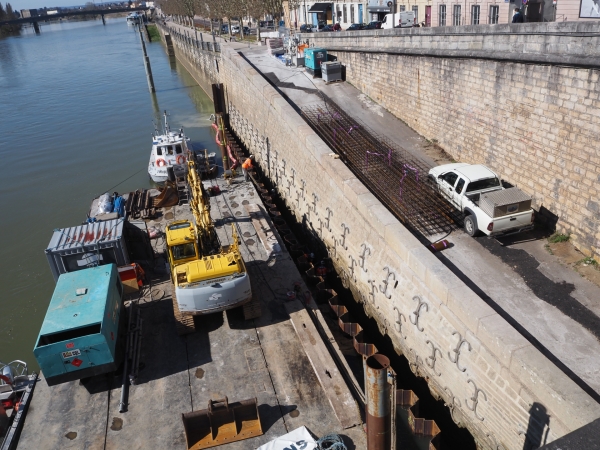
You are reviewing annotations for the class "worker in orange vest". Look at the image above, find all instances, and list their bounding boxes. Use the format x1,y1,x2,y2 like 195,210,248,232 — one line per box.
242,155,254,182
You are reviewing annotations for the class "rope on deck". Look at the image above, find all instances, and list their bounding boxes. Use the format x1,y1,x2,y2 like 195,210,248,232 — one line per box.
316,433,347,450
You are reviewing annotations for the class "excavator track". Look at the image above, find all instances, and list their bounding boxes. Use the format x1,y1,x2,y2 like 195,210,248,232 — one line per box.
171,288,196,335
242,296,262,320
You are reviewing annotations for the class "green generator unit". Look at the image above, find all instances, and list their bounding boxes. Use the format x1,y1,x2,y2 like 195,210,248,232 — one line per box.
304,47,327,77
33,264,125,386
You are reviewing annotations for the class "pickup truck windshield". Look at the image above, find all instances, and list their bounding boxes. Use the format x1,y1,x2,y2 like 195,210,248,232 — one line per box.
466,177,500,192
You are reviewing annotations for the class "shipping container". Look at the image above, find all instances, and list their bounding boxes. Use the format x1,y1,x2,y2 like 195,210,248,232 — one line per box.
33,265,125,386
45,219,130,282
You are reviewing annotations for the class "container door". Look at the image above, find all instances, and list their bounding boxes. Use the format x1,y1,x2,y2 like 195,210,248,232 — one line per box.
60,348,89,372
83,344,110,369
359,4,363,23
425,6,431,26
37,353,67,378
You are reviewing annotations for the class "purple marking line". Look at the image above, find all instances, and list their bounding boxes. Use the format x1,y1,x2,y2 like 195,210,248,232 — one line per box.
333,127,345,142
399,164,420,202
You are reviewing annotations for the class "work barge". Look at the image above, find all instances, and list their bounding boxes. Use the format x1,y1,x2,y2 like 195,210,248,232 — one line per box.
16,103,455,449
18,122,372,449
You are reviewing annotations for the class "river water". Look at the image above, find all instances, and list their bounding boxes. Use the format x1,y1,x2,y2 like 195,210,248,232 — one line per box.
0,18,220,369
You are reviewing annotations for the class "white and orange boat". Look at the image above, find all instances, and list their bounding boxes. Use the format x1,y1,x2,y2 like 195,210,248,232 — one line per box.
147,111,190,184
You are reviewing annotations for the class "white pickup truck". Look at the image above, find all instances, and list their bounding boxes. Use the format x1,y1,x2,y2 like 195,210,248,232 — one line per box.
428,163,535,237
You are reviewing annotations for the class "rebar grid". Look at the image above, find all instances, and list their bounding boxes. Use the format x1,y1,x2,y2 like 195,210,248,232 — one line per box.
301,102,459,236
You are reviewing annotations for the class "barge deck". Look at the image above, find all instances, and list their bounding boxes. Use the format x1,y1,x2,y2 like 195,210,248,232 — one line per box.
18,172,365,449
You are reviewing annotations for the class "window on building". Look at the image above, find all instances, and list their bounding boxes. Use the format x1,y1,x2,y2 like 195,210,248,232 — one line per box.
489,5,499,23
412,5,419,21
351,4,355,22
399,4,406,12
336,4,341,21
453,4,461,25
471,4,480,24
343,4,347,22
439,4,446,25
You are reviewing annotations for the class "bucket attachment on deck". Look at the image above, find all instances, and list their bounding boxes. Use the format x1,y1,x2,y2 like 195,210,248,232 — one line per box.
182,397,263,449
152,182,179,208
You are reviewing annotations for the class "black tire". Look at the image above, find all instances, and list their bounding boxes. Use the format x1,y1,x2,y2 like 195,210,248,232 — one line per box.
464,215,479,237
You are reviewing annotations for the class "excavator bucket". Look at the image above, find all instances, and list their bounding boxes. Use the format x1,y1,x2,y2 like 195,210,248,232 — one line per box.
182,397,263,449
153,182,179,208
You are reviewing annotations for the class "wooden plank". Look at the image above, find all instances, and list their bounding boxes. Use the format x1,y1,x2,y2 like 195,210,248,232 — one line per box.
244,204,282,256
243,297,262,320
283,298,361,429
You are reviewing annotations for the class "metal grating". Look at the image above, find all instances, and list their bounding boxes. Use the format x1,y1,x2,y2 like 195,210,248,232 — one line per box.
301,101,461,236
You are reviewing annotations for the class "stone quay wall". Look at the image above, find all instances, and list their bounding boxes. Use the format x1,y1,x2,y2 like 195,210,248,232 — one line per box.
159,25,600,449
306,21,600,262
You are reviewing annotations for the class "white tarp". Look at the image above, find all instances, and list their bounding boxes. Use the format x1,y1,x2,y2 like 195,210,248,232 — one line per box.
256,426,317,450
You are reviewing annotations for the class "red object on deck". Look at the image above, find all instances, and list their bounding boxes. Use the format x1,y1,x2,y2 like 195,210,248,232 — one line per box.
429,240,450,252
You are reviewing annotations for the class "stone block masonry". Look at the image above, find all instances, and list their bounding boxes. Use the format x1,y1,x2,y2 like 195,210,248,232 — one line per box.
160,24,600,449
307,22,600,262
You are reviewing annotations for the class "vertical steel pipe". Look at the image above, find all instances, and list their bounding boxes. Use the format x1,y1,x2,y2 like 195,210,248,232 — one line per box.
366,354,391,450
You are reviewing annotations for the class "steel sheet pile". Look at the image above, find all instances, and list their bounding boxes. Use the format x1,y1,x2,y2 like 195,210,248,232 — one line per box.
302,101,460,236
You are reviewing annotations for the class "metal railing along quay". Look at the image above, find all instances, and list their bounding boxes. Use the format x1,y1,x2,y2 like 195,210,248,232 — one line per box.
302,101,461,237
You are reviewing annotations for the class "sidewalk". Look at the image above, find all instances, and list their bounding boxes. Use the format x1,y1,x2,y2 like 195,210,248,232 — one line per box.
233,43,600,398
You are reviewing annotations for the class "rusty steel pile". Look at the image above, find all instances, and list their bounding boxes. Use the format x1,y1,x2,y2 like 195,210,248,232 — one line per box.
301,101,460,236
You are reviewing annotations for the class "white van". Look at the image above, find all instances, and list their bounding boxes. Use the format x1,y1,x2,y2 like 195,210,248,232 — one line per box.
381,11,415,28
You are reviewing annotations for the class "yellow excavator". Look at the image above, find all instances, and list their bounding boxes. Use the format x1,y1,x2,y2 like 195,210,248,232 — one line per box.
165,160,252,333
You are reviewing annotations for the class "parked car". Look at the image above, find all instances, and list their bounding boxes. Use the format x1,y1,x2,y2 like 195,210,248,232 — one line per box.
381,11,416,28
428,163,535,237
260,20,275,29
243,26,250,34
300,23,314,32
346,23,365,31
319,24,335,32
221,24,229,34
231,25,240,34
364,21,382,29
317,20,326,30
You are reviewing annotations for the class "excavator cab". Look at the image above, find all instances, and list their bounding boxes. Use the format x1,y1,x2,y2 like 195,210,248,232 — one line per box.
166,221,199,269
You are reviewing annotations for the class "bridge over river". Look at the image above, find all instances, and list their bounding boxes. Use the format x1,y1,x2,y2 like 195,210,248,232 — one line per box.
0,7,150,31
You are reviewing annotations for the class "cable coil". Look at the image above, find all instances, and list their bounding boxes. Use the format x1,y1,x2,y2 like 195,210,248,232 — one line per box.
316,433,347,450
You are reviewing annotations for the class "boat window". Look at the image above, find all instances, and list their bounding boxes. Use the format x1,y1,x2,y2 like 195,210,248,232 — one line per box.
167,146,174,155
175,144,182,154
37,324,101,347
466,177,501,192
156,147,163,156
172,243,197,261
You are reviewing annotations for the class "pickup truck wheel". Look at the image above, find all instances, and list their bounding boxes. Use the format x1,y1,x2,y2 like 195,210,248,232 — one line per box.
464,215,479,237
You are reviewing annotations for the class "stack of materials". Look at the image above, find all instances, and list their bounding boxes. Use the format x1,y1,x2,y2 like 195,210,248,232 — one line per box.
266,38,284,55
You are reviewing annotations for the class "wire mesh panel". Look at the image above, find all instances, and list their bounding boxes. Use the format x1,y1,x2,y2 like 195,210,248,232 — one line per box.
301,101,459,236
